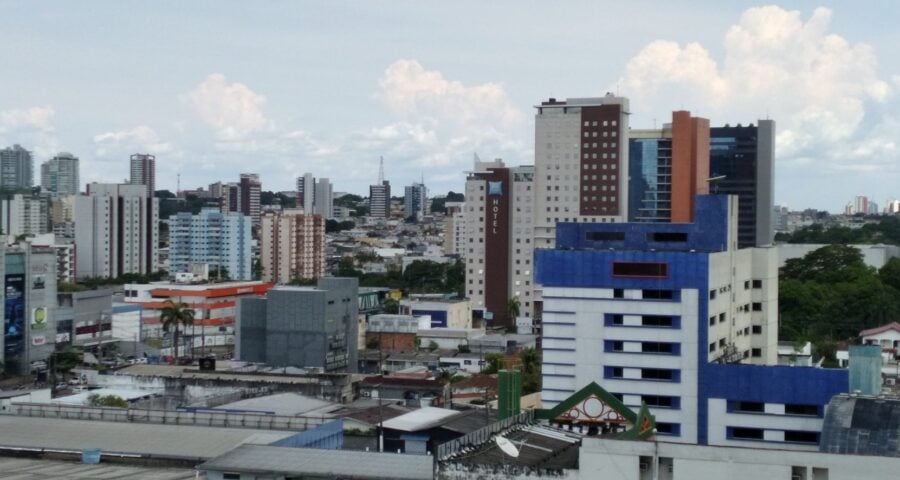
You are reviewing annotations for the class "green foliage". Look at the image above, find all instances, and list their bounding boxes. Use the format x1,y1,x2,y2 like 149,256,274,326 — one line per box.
382,298,399,314
88,394,129,408
52,350,83,373
58,281,88,292
158,195,216,219
252,259,264,280
457,344,471,354
260,191,296,208
334,258,465,296
326,219,356,233
483,353,505,374
507,297,521,319
334,194,363,206
519,347,541,395
429,191,465,214
781,216,900,245
879,257,900,291
73,271,169,290
779,245,900,344
287,276,318,286
427,340,439,352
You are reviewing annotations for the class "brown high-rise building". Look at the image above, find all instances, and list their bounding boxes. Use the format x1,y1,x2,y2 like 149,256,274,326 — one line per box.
628,111,709,223
259,210,325,283
129,153,156,198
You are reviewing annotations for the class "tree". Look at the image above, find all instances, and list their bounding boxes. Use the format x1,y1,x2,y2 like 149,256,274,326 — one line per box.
210,265,230,281
427,340,439,352
382,298,400,314
88,394,129,408
507,297,521,319
252,259,264,280
483,353,505,374
519,347,541,394
879,257,900,291
160,300,195,359
781,244,871,283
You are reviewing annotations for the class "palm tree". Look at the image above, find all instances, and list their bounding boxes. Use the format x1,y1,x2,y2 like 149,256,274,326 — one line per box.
507,296,521,319
160,300,195,360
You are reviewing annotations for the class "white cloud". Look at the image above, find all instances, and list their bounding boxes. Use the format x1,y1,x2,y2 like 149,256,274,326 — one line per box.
376,59,523,132
614,6,894,171
182,74,271,140
93,125,172,157
0,106,56,132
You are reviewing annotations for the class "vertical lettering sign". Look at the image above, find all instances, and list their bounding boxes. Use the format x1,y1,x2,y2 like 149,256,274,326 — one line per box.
484,169,511,327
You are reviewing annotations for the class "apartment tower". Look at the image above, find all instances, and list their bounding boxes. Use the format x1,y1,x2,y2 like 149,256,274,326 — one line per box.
129,153,156,198
259,209,326,283
0,144,33,191
41,152,80,196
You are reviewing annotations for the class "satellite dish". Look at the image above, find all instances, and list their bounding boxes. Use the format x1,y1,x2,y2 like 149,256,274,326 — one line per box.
494,435,520,458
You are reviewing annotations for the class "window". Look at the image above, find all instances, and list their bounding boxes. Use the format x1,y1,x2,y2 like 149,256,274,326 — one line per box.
752,325,762,334
744,280,750,290
642,315,674,327
752,280,762,289
647,232,688,242
719,313,726,323
223,474,241,480
730,427,764,440
752,302,762,311
613,288,624,299
709,316,716,326
611,341,624,351
586,231,625,241
643,395,678,408
733,401,765,413
752,348,762,357
611,314,624,325
709,342,716,352
785,404,819,416
641,368,676,381
784,430,819,443
642,289,673,299
709,290,717,300
719,338,727,348
642,342,675,354
612,262,668,278
655,422,680,435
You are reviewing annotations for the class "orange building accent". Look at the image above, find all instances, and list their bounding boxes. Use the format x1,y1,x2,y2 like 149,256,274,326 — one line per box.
670,111,710,223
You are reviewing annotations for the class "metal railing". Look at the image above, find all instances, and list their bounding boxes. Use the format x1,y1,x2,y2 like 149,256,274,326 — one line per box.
7,402,328,431
436,410,534,460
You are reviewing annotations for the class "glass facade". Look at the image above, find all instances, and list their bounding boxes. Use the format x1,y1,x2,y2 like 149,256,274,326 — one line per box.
628,138,671,222
709,127,759,248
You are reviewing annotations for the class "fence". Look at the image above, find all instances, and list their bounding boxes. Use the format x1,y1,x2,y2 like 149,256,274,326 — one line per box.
436,410,534,460
8,402,328,431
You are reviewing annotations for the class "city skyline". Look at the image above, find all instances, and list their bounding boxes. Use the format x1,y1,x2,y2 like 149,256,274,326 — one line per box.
1,2,899,211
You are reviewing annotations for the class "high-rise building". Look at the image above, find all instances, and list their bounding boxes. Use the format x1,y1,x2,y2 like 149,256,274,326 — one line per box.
629,111,710,223
236,278,359,372
885,199,900,214
220,174,261,225
169,208,253,280
1,194,49,237
533,95,631,250
73,183,159,279
0,145,33,191
40,152,80,196
296,174,334,218
463,158,534,328
296,173,315,212
369,181,390,218
709,121,775,247
443,201,466,257
404,182,428,220
259,209,325,283
535,195,845,448
129,153,156,198
313,178,333,218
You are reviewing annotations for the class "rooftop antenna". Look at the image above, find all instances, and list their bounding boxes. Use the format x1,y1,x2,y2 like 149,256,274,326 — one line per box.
378,156,384,184
176,173,181,195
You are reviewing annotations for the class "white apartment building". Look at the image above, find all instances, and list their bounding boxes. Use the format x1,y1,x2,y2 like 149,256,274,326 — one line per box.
259,209,325,283
1,194,48,237
73,183,159,279
463,158,535,328
169,208,253,280
533,95,630,249
443,201,466,257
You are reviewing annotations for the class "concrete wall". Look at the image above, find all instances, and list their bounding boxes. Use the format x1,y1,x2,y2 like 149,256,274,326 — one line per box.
579,438,899,480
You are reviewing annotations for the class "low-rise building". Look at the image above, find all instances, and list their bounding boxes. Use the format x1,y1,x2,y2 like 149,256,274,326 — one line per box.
236,278,359,373
400,298,472,329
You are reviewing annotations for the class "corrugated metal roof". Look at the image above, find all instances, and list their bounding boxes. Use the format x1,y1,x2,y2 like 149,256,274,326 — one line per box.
820,394,900,457
0,415,292,459
199,444,432,479
0,457,199,479
382,407,462,432
214,392,339,416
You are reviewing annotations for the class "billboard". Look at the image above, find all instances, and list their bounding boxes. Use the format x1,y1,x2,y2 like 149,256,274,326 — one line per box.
31,307,48,330
4,274,25,355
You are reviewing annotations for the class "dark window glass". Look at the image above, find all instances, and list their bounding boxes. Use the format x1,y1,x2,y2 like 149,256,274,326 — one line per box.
641,368,674,380
709,290,717,300
752,280,762,288
642,342,674,354
613,288,624,298
587,231,625,241
642,395,675,407
642,289,673,299
785,404,818,416
612,262,668,278
647,232,688,242
731,427,764,440
752,348,762,357
612,367,623,378
612,341,624,351
752,302,762,311
642,315,674,327
655,422,680,435
752,325,762,334
784,430,818,443
612,314,624,325
734,401,764,413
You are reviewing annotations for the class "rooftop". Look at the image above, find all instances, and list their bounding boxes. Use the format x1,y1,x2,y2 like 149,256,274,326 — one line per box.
860,322,900,337
199,444,432,480
0,457,200,480
0,415,293,459
214,392,339,417
381,406,461,431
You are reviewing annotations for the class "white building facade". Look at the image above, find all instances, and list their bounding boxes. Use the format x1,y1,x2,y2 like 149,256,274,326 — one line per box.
169,208,252,280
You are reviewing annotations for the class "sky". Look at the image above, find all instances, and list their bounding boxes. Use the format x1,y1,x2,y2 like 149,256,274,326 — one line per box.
1,1,899,212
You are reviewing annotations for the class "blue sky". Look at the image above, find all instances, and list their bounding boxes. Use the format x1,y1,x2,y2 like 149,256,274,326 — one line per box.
1,1,899,211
